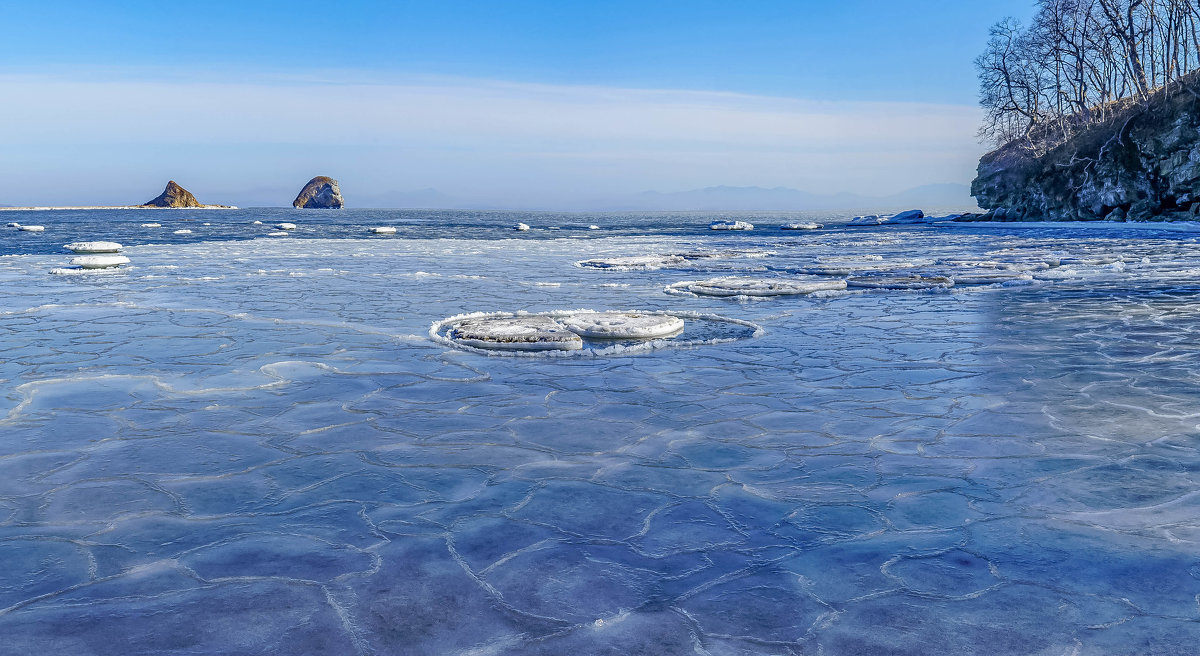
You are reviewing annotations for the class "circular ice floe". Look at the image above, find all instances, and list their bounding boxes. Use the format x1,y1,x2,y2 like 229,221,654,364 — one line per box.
515,223,531,231
141,223,162,228
432,310,761,356
275,222,297,230
576,254,690,271
19,225,45,232
670,276,847,297
781,222,822,230
69,255,130,269
710,220,753,230
372,226,397,234
173,229,192,235
846,274,954,289
64,241,122,253
561,312,684,339
448,316,583,351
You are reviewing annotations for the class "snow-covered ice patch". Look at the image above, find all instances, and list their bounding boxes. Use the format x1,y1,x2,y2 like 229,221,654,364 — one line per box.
275,223,297,230
64,241,122,253
448,315,583,351
561,312,684,339
18,225,45,232
668,276,847,297
781,222,822,230
710,220,754,230
69,255,130,269
173,229,192,235
372,226,397,234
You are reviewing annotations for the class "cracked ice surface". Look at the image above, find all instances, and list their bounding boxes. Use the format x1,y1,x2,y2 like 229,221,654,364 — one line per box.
2,215,1200,654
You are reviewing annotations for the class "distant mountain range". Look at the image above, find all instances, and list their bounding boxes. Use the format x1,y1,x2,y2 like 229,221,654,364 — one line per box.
353,183,979,212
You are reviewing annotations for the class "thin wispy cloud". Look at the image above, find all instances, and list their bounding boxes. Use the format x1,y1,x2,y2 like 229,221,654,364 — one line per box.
0,72,984,206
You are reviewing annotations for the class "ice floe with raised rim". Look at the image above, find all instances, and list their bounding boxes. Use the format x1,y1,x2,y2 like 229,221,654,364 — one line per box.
669,276,847,297
448,315,582,351
710,220,753,230
575,254,690,270
947,271,1034,285
64,241,122,253
846,274,954,289
561,312,684,339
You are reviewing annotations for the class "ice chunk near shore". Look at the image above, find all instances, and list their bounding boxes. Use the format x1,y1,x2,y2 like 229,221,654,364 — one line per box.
267,231,291,237
372,226,397,234
515,223,531,231
846,274,954,289
710,220,753,230
18,225,45,232
673,276,847,297
576,255,689,270
141,223,161,228
173,229,192,235
588,225,600,230
847,215,885,226
781,222,822,230
275,222,297,230
6,222,20,227
69,254,130,269
561,312,684,339
885,209,927,224
252,220,263,225
64,241,122,253
449,316,582,351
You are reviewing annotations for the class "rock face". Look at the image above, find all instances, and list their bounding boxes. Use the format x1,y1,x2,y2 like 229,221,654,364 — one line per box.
292,176,344,209
972,86,1200,222
143,181,202,208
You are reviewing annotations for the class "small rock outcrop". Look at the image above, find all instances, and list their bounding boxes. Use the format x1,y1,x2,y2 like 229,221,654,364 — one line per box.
143,181,202,208
972,81,1200,222
292,176,344,209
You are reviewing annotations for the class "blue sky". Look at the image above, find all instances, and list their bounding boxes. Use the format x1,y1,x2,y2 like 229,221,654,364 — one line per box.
0,1,1037,207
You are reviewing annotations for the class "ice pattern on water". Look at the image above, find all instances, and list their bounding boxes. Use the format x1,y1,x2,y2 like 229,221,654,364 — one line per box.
1,213,1200,653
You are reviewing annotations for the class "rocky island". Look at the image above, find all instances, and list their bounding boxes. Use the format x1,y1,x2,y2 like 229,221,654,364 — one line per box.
142,180,231,209
293,176,344,209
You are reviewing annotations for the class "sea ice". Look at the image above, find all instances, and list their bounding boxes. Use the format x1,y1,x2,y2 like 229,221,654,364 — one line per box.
173,229,192,235
846,274,954,289
515,223,531,231
950,271,1034,285
448,315,583,350
588,225,600,230
847,215,885,226
575,254,689,270
275,223,297,230
561,311,684,339
18,225,45,232
6,222,21,227
371,226,397,234
671,276,847,297
68,254,130,269
64,241,122,253
781,222,822,230
710,220,753,230
140,223,161,228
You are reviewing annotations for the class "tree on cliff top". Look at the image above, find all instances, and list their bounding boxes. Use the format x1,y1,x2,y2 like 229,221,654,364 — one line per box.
978,0,1200,150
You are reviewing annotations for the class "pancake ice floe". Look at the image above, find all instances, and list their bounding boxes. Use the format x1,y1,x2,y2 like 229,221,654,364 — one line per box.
846,274,954,289
449,316,583,351
69,254,130,269
561,312,684,339
64,241,122,253
675,276,847,297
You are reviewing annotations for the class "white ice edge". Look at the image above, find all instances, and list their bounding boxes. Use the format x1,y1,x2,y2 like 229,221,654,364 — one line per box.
429,309,763,357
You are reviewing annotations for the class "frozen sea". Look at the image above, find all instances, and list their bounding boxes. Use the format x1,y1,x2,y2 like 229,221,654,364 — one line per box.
2,208,1200,654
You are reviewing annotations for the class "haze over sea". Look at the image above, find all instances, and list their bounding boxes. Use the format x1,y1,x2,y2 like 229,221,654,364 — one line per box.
3,208,1200,653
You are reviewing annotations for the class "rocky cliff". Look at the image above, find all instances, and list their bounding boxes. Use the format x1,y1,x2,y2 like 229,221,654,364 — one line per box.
143,181,203,208
292,176,344,209
972,84,1200,222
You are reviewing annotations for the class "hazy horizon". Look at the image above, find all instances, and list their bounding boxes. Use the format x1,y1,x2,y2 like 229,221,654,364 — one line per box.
0,1,1034,208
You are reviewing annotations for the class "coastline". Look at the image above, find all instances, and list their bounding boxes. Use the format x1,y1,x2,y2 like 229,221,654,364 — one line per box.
0,205,238,211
